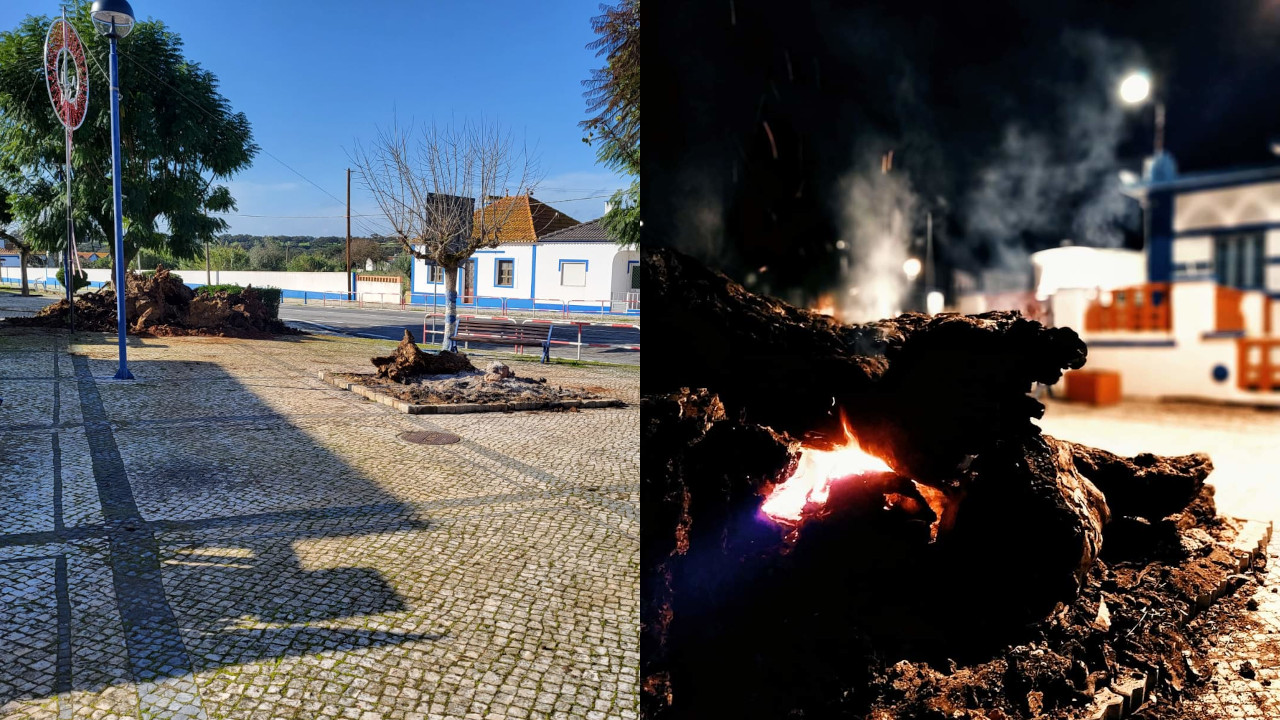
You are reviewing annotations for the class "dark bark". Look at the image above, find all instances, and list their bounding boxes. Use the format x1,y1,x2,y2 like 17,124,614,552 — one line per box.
371,329,475,382
1,230,31,296
640,247,1219,720
644,246,1087,483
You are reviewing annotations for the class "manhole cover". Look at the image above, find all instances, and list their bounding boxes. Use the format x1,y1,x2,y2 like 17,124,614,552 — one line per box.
399,430,461,445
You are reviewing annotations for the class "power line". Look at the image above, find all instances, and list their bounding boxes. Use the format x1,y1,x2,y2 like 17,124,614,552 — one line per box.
117,49,386,238
113,50,617,238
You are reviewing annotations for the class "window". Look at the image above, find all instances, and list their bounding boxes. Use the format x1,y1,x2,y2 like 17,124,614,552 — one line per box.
426,264,444,283
560,261,587,287
495,259,514,287
1214,232,1264,289
631,264,641,290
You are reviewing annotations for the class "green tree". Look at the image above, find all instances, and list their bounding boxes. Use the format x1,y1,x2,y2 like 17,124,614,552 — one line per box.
208,243,249,270
0,3,257,267
349,237,387,269
287,253,335,273
581,1,639,248
249,237,286,271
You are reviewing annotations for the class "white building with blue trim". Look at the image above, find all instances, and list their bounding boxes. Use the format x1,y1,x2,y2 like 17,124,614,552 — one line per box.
408,196,640,315
1031,151,1280,402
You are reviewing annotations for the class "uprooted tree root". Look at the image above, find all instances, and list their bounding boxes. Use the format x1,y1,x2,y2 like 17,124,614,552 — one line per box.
5,265,295,338
641,246,1261,720
371,329,476,382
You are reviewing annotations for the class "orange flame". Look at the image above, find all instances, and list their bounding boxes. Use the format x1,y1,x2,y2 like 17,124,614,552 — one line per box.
761,420,891,524
811,293,837,318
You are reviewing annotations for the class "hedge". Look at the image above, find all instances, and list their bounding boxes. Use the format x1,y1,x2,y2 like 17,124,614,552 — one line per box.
195,284,282,320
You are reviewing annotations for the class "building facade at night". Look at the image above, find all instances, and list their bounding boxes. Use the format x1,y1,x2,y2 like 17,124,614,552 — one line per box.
1039,152,1280,403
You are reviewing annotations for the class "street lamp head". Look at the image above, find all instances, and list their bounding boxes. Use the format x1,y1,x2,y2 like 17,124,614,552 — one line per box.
91,0,135,39
1118,71,1151,105
903,257,922,281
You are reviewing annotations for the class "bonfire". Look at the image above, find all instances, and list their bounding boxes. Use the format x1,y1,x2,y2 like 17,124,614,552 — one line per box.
641,247,1267,720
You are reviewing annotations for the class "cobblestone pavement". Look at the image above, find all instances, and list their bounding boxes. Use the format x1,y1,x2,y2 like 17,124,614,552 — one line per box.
0,328,638,720
0,293,61,319
1037,398,1280,716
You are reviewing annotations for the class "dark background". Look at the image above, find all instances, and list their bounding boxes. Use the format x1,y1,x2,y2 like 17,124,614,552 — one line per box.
644,0,1280,301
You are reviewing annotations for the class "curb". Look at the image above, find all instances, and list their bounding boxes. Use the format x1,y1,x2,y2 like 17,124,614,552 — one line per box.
1078,517,1273,720
318,371,626,415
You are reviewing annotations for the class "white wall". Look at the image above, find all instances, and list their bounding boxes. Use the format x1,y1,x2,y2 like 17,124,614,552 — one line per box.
1082,339,1280,405
410,246,538,299
0,266,349,294
535,243,635,301
1050,288,1094,333
1174,181,1280,232
1030,246,1145,300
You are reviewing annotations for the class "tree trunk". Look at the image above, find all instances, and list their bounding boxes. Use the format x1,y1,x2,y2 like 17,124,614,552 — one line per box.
18,248,29,296
443,263,460,352
640,247,1214,718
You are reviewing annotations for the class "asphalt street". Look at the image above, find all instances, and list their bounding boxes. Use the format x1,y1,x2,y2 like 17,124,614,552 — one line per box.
278,304,641,365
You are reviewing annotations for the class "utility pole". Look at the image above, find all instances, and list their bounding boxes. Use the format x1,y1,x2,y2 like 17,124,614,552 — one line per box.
925,211,934,293
346,168,352,300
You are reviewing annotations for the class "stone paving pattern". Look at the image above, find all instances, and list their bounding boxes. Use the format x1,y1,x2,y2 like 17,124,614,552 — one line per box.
0,327,638,719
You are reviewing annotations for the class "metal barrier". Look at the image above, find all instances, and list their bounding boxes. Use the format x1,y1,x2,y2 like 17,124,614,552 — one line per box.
1238,338,1280,391
418,315,640,359
404,293,640,318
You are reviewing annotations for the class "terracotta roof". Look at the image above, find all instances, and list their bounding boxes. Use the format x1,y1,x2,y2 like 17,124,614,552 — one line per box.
474,195,580,243
539,218,613,242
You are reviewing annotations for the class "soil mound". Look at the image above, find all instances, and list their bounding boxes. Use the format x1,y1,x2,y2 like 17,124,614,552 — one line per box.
6,265,293,338
371,329,477,382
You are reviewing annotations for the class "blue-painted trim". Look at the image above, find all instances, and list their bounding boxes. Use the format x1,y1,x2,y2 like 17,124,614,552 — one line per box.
558,259,590,271
626,260,639,275
493,257,515,288
1172,274,1217,282
473,249,502,254
1173,261,1212,273
1203,330,1245,339
1129,164,1280,197
1088,339,1178,348
410,252,416,291
1175,221,1280,238
1267,256,1280,265
530,245,537,299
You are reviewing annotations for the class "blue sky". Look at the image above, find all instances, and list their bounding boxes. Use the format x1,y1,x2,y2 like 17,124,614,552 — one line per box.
1,0,625,238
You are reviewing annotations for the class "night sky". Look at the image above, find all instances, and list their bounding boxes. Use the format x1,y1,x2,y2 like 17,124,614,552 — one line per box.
645,0,1280,300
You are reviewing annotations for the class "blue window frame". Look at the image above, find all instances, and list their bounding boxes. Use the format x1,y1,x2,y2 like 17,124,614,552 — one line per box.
425,263,444,283
558,259,589,287
494,258,515,288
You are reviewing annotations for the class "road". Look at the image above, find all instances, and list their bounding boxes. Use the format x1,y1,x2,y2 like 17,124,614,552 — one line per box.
278,304,640,365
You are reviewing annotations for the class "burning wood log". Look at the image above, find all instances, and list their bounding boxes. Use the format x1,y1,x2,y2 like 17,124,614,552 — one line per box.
641,247,1219,720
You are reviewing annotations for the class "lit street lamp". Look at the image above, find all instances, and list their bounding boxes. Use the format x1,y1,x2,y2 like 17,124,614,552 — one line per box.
903,257,922,281
1119,70,1165,156
91,0,135,380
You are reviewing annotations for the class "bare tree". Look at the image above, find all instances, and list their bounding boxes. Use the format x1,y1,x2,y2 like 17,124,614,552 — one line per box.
352,118,540,350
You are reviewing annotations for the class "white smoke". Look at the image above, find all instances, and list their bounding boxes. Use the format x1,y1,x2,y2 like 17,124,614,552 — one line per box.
964,31,1144,279
834,156,919,322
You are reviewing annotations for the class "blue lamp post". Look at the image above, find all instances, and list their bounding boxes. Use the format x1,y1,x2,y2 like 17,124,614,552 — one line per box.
91,0,135,380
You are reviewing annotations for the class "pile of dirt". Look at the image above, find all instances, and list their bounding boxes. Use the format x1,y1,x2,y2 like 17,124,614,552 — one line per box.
641,247,1263,720
342,359,610,406
5,266,294,338
371,329,476,381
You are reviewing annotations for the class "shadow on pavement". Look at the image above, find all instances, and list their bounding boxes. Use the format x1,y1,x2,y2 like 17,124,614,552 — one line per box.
0,340,441,707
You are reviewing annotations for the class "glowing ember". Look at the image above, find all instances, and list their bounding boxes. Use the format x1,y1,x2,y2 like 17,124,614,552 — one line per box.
761,422,892,524
812,293,837,317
